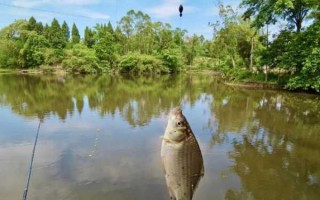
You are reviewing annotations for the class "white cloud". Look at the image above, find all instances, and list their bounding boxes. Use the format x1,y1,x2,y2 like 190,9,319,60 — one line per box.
12,0,46,8
205,1,242,17
54,0,100,5
205,5,220,17
10,0,109,20
148,0,196,19
75,9,109,20
12,0,100,8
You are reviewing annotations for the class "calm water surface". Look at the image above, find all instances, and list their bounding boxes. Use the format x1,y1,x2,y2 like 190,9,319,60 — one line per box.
0,74,319,200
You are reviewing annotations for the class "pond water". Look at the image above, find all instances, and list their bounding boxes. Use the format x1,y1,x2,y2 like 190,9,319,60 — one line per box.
0,74,319,200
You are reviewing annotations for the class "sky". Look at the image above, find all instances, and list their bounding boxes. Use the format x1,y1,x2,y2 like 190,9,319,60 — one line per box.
0,0,242,40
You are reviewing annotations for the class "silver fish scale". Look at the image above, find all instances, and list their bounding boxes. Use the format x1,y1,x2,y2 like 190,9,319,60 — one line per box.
161,127,204,200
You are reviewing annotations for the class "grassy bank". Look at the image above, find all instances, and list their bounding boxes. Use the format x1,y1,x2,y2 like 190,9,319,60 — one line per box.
224,81,281,89
0,68,15,74
1,65,318,94
0,66,67,75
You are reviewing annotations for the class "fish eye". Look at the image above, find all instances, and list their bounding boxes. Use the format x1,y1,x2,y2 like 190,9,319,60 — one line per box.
177,121,183,126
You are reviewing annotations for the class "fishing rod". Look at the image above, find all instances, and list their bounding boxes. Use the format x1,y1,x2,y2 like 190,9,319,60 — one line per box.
22,120,42,200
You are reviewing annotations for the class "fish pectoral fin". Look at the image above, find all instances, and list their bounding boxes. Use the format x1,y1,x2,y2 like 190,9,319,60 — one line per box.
161,136,172,143
199,162,205,177
201,165,205,176
168,185,176,200
161,136,180,144
191,173,204,178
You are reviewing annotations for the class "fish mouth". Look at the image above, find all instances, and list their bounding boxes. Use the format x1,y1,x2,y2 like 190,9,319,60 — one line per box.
170,107,182,116
175,126,187,131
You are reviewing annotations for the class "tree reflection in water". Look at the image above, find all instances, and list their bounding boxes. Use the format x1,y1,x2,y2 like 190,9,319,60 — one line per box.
209,88,320,200
0,74,216,125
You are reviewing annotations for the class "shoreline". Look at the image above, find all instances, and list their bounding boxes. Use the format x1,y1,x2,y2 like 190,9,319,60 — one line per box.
0,68,67,75
224,81,281,90
1,68,318,94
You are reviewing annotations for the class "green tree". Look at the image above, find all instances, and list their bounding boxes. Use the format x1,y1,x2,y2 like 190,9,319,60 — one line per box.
310,3,320,20
184,34,201,65
94,24,116,69
160,48,183,72
118,52,167,74
27,16,37,31
19,32,49,68
35,22,43,35
107,21,114,35
284,21,320,91
173,28,186,48
209,3,264,73
260,30,293,71
84,26,95,48
0,40,18,68
0,12,214,74
71,23,80,44
43,24,49,38
62,44,101,73
153,22,174,51
241,0,318,32
114,26,126,54
0,20,28,68
61,21,70,43
118,10,153,53
286,48,320,92
47,18,66,49
119,13,134,38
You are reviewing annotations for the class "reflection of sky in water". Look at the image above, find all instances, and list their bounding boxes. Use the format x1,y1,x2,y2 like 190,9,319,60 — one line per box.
0,105,37,144
259,98,268,107
222,98,229,106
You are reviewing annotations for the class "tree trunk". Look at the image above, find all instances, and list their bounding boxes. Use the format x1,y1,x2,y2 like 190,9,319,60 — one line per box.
296,19,302,33
265,65,268,82
265,25,269,82
250,36,254,71
231,56,236,68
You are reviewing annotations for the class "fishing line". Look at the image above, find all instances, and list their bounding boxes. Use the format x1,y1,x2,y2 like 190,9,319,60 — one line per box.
22,120,42,200
179,7,183,107
88,128,101,158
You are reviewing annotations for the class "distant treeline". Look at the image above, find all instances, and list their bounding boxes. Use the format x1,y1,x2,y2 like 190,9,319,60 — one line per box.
0,10,207,74
0,0,319,92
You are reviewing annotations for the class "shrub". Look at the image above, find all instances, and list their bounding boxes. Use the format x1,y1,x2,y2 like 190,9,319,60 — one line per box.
62,44,101,73
286,48,320,92
43,48,63,66
192,57,216,70
39,65,55,74
159,48,183,72
118,52,168,74
225,67,252,81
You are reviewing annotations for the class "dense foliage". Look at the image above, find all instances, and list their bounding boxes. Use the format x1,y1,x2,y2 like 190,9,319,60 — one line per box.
0,1,319,92
209,0,320,92
0,10,205,75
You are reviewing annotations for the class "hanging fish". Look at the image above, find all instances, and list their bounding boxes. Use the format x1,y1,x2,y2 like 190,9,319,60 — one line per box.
179,4,183,17
161,107,204,200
